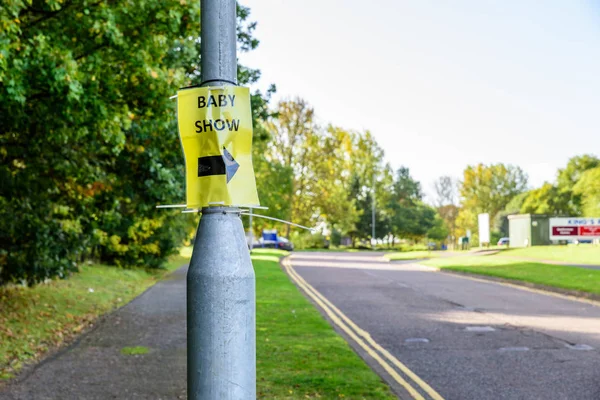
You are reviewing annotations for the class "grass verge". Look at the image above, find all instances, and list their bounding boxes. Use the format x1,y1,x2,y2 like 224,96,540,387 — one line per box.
254,256,395,399
501,245,600,265
0,250,190,380
423,255,600,295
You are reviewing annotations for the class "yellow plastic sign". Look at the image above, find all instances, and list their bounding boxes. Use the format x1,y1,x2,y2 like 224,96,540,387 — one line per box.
177,86,259,208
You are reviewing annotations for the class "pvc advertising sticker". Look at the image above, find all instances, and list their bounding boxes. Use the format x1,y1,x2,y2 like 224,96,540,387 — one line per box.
549,218,600,240
177,86,260,208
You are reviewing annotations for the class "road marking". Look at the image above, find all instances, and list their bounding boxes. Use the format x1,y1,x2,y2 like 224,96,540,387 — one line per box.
283,258,444,400
498,347,529,352
566,344,594,351
465,326,496,332
405,338,430,343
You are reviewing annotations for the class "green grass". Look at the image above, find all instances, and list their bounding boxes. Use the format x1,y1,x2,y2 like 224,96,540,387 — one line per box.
255,258,395,399
251,248,290,257
501,245,600,265
0,249,190,379
423,255,600,295
384,250,445,261
120,346,149,355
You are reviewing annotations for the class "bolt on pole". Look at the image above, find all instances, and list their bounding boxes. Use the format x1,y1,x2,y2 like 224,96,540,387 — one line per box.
187,0,256,398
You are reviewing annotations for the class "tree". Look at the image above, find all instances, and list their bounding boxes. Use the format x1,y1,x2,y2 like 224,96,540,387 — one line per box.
520,183,571,215
427,213,450,242
556,155,600,215
433,176,458,207
385,167,436,241
310,126,361,235
0,1,266,284
573,167,600,217
346,132,391,244
494,191,529,236
265,98,317,236
393,167,422,204
432,175,459,244
438,204,459,241
557,154,600,191
456,163,528,237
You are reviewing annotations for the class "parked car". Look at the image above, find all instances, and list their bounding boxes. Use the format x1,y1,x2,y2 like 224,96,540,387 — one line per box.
497,237,510,246
568,239,593,245
253,237,294,251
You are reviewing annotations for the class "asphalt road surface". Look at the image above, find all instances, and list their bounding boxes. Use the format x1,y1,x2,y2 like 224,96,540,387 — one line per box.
288,252,600,400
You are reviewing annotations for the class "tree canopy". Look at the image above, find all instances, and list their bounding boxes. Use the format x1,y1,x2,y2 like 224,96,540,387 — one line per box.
0,0,267,284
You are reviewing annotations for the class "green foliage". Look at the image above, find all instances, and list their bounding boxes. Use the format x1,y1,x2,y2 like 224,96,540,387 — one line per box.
330,229,342,246
573,167,600,217
456,163,528,237
0,1,267,284
253,100,441,246
427,214,449,241
438,204,459,240
496,155,600,223
261,99,391,241
556,154,600,215
382,167,437,241
291,231,327,250
520,183,572,215
348,133,393,242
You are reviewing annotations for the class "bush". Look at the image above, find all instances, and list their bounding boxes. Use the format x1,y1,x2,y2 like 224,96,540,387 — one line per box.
0,200,87,285
491,231,503,245
394,243,428,252
291,231,327,249
331,229,342,247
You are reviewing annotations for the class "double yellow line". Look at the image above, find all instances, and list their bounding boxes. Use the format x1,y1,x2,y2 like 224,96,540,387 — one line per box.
282,257,444,400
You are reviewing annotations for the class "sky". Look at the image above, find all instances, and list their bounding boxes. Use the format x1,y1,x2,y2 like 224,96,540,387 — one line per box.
238,0,600,202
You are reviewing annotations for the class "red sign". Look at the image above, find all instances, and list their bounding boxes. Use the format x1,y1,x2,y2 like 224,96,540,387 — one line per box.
580,226,600,236
552,226,578,236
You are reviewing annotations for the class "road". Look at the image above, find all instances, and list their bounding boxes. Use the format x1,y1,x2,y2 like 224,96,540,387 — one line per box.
287,252,600,400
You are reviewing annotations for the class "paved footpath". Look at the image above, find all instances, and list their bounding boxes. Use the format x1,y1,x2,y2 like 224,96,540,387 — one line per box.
0,266,189,400
288,252,600,400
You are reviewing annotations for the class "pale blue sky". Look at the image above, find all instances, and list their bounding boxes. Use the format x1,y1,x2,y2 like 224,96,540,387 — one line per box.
239,0,600,201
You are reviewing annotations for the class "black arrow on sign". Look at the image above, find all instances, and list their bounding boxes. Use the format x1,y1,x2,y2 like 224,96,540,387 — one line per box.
197,147,239,183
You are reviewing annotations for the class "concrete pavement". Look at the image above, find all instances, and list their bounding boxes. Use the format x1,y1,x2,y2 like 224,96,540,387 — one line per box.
0,266,189,400
289,252,600,400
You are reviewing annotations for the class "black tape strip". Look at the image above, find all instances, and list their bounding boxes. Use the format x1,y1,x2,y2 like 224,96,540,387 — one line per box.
198,155,226,177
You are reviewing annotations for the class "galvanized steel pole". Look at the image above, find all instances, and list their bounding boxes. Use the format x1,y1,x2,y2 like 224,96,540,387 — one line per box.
187,0,256,399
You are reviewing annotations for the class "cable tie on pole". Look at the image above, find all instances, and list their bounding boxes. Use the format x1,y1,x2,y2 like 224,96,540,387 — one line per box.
240,212,315,232
156,204,187,209
233,205,269,210
200,79,238,86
